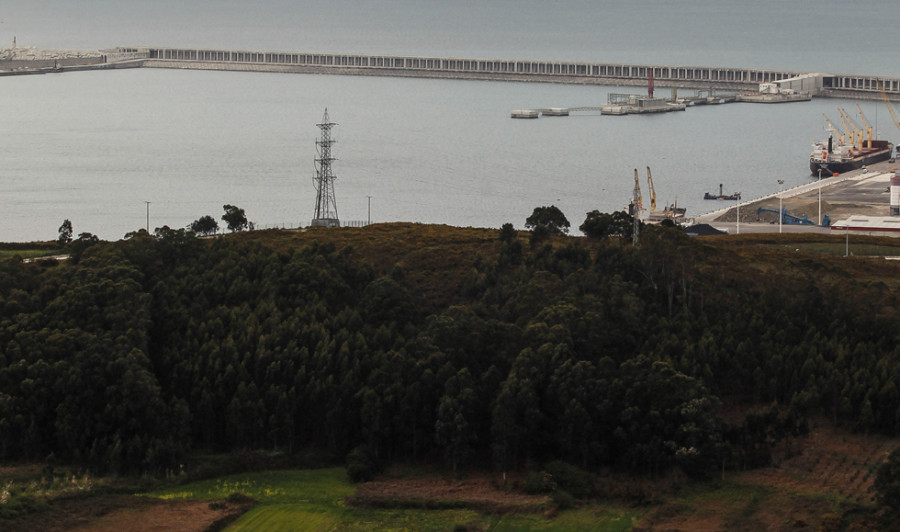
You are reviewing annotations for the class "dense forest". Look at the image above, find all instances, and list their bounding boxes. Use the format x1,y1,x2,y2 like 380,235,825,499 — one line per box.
2,220,900,480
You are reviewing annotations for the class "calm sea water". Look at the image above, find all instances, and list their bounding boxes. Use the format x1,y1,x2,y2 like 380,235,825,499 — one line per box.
2,1,900,241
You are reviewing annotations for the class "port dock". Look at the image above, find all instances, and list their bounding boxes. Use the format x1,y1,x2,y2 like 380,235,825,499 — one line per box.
510,88,812,119
2,46,899,102
693,158,900,235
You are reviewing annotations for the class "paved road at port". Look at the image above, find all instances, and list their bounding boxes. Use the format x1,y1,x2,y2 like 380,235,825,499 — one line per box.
694,158,899,235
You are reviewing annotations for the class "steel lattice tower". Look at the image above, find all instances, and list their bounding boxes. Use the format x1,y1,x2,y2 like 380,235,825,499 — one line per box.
311,108,340,227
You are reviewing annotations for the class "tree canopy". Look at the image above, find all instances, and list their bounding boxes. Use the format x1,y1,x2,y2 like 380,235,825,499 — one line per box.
2,220,900,480
580,210,634,240
525,205,570,245
191,215,219,236
222,204,248,232
525,206,570,235
57,219,73,246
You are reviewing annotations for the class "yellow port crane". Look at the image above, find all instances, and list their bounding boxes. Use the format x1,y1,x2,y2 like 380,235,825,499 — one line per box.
856,104,874,149
822,113,845,144
646,166,657,213
839,108,861,150
876,79,900,134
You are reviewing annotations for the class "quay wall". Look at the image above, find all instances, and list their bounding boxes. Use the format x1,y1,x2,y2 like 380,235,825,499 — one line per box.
141,59,759,91
5,45,899,101
137,47,900,101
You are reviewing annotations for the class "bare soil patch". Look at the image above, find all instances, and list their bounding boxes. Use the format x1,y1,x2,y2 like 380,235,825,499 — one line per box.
640,422,895,531
738,422,894,504
348,469,550,513
3,494,252,532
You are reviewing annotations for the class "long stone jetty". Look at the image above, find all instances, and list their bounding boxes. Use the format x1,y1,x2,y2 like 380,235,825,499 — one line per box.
2,45,899,101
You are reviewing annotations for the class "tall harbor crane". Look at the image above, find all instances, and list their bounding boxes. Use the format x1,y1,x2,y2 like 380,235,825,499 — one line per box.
876,79,900,135
646,166,657,213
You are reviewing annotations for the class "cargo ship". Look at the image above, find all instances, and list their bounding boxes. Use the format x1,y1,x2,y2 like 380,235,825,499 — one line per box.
809,135,894,176
810,107,895,175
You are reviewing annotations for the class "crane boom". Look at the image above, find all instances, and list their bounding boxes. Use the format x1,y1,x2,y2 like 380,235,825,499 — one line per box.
823,113,845,144
839,108,861,149
646,166,656,213
877,79,900,134
856,104,873,148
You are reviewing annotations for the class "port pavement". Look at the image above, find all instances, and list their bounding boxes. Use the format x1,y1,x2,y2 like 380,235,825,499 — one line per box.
692,158,899,234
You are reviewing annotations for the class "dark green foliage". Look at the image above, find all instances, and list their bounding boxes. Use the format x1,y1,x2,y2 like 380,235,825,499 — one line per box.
435,368,478,472
523,471,551,494
68,232,99,263
222,204,248,232
57,219,73,246
551,489,576,509
525,205,570,245
523,462,591,509
3,224,900,481
544,461,594,499
876,446,900,519
190,215,219,235
579,210,633,239
498,223,517,243
346,444,378,483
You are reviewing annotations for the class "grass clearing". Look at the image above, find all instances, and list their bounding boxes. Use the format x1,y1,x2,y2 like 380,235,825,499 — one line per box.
792,242,900,256
144,467,644,531
490,506,640,532
145,468,352,506
0,248,65,261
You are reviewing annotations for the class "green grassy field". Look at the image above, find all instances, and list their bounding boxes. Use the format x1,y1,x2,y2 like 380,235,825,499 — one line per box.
0,248,65,260
143,468,641,531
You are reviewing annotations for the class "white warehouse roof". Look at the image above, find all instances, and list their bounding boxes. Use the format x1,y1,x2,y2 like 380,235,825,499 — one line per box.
830,215,900,234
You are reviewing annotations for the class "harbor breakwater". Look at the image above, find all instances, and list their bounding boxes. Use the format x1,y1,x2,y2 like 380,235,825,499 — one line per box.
2,46,899,101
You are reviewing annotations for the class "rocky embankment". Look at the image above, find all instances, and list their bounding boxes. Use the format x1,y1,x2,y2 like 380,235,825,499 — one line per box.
0,46,100,61
0,46,105,73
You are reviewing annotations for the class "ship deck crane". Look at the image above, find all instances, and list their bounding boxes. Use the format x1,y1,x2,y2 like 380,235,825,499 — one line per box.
646,166,657,213
823,113,845,144
856,104,874,149
839,108,862,150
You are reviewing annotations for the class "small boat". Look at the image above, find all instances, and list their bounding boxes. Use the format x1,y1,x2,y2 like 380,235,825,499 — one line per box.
704,184,740,200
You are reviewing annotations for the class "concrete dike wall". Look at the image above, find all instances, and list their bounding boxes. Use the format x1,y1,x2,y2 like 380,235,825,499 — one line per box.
4,45,900,101
138,47,900,100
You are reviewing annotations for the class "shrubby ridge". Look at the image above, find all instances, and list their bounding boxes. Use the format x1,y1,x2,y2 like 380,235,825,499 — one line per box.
2,222,900,480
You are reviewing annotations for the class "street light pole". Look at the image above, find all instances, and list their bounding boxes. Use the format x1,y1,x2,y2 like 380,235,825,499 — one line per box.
777,179,784,233
818,169,822,226
367,196,372,225
145,201,150,233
